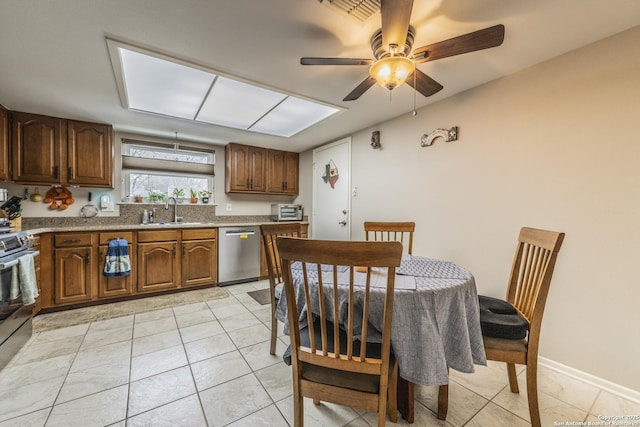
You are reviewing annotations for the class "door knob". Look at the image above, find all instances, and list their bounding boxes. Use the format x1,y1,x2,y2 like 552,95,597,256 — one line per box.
338,220,347,226
342,210,348,215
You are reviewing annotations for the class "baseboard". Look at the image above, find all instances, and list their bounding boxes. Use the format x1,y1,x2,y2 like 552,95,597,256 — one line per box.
540,356,640,404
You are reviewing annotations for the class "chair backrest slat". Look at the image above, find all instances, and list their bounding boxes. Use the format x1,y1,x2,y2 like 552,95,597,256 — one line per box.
278,237,403,373
260,222,303,287
507,227,564,326
364,221,415,255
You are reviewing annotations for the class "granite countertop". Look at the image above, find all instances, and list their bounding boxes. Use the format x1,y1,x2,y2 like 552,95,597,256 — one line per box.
21,221,307,235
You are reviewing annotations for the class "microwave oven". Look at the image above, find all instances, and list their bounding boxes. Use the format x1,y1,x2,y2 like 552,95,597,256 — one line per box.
271,204,303,222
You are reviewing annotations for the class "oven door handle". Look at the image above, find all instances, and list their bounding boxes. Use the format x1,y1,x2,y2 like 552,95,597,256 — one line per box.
0,250,40,269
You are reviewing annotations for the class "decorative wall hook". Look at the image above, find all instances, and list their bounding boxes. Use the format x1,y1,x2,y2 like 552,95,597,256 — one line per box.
370,130,381,149
420,126,458,147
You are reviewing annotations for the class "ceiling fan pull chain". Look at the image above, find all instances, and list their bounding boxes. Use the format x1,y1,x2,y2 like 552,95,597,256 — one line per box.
412,70,417,116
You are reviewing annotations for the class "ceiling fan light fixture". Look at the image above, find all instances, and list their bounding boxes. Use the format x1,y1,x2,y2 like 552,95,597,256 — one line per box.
369,56,415,90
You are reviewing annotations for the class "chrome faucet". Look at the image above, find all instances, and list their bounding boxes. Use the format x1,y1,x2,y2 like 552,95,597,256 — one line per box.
165,197,183,223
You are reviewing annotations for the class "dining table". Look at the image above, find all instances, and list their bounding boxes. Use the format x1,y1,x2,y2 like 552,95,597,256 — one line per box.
275,254,487,423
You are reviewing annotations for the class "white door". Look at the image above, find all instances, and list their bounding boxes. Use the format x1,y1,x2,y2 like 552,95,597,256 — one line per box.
312,137,351,240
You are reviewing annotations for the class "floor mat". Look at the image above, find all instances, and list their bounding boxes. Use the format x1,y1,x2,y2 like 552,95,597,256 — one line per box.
33,286,229,332
247,288,271,305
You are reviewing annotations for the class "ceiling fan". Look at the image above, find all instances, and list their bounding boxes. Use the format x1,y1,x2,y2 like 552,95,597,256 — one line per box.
301,0,505,101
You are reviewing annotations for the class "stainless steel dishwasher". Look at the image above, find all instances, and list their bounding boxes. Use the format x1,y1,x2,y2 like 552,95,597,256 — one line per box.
218,226,260,285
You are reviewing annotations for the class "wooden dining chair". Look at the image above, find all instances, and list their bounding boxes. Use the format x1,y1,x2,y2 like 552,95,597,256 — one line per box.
439,227,564,427
277,237,403,427
259,223,304,355
364,221,415,255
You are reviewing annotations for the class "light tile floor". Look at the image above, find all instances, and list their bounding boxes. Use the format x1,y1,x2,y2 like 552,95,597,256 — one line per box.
0,280,638,426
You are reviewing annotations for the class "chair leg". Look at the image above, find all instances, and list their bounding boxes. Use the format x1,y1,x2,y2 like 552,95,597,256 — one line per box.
526,361,541,427
377,408,386,427
293,384,303,427
397,376,414,423
387,362,398,423
270,303,277,355
507,363,519,393
437,384,449,420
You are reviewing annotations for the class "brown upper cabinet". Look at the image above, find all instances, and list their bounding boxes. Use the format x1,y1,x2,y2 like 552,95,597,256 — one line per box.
266,149,299,195
10,111,113,187
226,143,299,195
225,143,266,193
0,105,8,182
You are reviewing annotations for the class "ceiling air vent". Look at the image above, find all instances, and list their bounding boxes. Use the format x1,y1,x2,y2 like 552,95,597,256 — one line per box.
317,0,381,23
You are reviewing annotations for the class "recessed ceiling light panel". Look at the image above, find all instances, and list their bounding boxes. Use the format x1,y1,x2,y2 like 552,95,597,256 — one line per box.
108,39,342,137
119,48,215,119
196,77,286,129
250,97,340,137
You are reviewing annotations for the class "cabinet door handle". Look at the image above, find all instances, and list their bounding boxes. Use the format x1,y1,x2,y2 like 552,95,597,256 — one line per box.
173,246,176,256
182,244,186,256
63,239,81,244
86,254,90,265
68,167,73,179
53,166,59,179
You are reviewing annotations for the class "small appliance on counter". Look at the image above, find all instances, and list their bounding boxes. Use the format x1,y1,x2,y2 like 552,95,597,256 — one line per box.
271,204,303,222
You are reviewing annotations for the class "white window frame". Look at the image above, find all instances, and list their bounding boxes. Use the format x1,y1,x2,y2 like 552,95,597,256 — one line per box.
121,139,215,200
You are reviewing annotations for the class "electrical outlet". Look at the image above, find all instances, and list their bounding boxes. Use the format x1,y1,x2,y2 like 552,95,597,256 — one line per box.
226,203,232,211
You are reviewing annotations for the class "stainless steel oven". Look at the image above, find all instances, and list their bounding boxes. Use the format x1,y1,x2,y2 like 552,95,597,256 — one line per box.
0,231,38,369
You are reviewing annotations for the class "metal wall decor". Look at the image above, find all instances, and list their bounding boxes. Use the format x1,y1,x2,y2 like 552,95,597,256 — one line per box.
370,130,381,149
421,126,458,147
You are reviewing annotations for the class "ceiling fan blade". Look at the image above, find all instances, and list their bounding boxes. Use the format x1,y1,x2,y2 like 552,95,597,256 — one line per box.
343,76,377,101
381,0,414,52
406,69,444,98
412,24,505,63
301,57,372,66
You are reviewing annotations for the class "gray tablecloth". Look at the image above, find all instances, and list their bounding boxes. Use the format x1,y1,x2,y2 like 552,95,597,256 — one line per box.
275,255,487,386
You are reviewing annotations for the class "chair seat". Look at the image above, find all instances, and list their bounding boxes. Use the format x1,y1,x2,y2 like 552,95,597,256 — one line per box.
482,335,528,353
478,295,517,314
479,295,529,340
274,282,284,300
284,318,391,394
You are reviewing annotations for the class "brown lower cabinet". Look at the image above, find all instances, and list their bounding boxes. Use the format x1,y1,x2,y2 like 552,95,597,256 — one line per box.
53,233,96,305
98,232,135,298
182,229,217,287
42,228,218,309
137,230,180,293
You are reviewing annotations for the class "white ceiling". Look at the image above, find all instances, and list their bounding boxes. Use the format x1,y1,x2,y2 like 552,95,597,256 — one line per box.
1,1,639,153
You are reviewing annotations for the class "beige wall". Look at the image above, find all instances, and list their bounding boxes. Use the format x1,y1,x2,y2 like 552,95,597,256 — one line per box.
302,26,640,391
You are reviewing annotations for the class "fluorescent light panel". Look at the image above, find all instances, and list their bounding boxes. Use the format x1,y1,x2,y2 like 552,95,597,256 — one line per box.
196,77,286,129
119,48,215,119
250,97,340,137
115,45,340,137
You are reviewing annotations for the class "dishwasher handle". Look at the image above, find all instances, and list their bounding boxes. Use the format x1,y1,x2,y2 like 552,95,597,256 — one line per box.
224,230,256,236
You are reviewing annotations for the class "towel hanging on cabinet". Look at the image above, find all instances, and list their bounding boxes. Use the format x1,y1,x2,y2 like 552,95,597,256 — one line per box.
103,238,131,277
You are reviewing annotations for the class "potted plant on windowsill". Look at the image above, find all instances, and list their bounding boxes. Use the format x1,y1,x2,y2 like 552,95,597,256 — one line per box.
148,191,167,204
189,189,199,204
172,188,185,203
199,190,212,204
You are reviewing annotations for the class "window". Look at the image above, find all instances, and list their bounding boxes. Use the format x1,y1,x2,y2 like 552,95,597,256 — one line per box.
122,139,215,201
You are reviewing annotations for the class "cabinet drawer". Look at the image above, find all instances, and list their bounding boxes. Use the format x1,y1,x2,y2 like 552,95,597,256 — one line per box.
99,231,135,245
54,233,95,247
182,228,217,241
138,230,180,243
